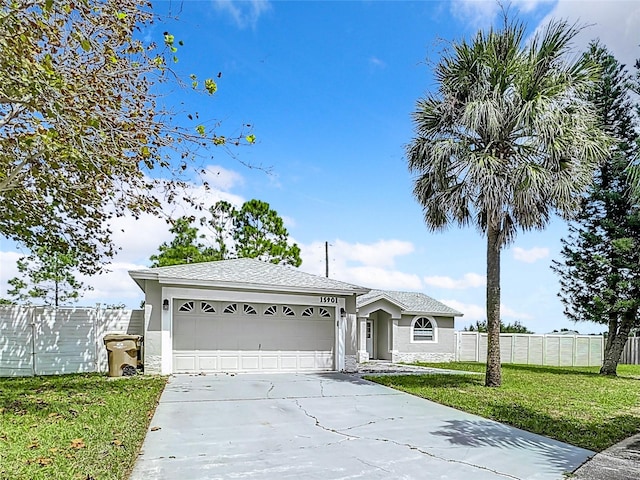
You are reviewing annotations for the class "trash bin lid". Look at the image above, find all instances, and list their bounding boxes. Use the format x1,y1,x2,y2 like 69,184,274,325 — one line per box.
103,333,143,344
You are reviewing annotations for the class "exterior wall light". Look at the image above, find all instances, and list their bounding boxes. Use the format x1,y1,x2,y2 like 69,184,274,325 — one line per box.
162,299,169,311
340,307,346,318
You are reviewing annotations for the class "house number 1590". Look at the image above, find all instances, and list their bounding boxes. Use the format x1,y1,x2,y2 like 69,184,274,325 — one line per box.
320,297,338,303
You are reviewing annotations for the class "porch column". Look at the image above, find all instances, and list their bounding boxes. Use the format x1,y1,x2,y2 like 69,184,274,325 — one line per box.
160,287,173,375
391,317,400,362
357,315,369,363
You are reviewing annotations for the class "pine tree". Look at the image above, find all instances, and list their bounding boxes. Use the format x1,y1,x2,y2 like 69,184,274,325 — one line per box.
7,246,90,307
551,42,640,376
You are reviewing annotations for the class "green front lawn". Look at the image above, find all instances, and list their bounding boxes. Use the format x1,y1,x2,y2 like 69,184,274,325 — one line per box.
0,373,167,480
367,363,640,452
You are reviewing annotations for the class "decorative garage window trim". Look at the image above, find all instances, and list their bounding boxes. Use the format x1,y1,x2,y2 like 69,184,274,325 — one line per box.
319,307,331,318
282,305,295,316
411,316,437,343
223,303,237,314
264,305,277,315
201,301,216,313
302,307,314,317
178,301,194,312
243,304,257,315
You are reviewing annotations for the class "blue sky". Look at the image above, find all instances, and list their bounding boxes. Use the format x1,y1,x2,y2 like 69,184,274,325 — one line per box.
2,0,639,334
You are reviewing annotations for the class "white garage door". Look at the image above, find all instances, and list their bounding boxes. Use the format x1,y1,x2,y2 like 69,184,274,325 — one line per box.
172,300,335,373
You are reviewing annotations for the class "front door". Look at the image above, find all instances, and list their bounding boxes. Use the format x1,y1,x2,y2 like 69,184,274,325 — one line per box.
366,320,374,360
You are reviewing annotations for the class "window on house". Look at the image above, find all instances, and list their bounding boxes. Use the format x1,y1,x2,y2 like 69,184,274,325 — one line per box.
178,301,194,312
201,302,216,313
412,317,435,342
282,305,295,316
243,304,257,315
302,307,314,317
264,305,277,316
223,303,237,314
319,308,331,318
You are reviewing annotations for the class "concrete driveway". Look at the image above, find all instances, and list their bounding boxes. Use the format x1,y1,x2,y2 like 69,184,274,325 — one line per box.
130,373,593,480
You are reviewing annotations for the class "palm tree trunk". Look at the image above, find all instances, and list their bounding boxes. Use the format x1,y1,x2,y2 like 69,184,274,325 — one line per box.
600,308,636,376
485,224,502,387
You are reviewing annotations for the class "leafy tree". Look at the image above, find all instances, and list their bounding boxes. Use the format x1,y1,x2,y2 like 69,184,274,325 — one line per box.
150,200,302,267
233,200,302,267
551,43,640,376
464,320,533,334
0,0,253,275
406,17,610,386
149,217,221,267
200,200,237,260
7,247,91,307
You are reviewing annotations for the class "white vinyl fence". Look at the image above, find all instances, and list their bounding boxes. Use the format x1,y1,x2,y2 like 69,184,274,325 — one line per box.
620,337,640,365
0,305,143,377
455,331,604,367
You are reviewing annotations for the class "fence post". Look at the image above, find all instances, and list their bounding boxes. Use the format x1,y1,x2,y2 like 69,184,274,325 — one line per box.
30,307,36,377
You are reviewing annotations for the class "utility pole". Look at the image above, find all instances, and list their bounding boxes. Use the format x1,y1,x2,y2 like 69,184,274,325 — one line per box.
325,241,329,278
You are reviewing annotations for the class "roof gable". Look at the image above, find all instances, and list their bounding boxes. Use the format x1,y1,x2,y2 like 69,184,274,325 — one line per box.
357,289,463,317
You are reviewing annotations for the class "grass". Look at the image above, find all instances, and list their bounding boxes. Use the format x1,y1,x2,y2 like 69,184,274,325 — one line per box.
366,362,640,452
0,373,167,480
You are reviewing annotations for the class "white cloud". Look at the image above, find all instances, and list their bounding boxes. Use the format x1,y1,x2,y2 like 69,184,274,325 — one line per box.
538,0,640,73
213,0,271,29
450,0,555,26
202,165,244,191
0,250,23,299
298,238,420,290
501,304,534,320
369,56,386,68
335,239,414,269
512,246,549,264
424,272,485,289
440,299,533,321
441,300,486,320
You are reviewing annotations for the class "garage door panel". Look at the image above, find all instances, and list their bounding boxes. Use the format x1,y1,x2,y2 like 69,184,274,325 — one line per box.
198,356,218,371
174,317,197,350
261,356,279,370
195,320,218,350
173,302,335,373
174,355,196,372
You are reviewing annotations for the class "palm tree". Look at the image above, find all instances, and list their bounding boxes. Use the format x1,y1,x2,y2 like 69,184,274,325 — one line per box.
406,17,610,386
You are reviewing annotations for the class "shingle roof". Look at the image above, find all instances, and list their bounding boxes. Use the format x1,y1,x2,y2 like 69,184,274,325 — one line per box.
356,289,463,317
129,258,369,295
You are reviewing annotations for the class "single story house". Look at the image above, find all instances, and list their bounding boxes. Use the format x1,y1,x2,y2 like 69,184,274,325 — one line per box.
129,259,462,374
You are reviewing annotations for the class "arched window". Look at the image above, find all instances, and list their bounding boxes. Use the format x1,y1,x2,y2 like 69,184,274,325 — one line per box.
178,301,194,312
201,302,216,313
412,316,436,342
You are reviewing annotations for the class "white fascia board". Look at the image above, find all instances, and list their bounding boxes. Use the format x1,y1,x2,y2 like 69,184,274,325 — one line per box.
358,293,408,311
404,310,465,317
156,276,369,297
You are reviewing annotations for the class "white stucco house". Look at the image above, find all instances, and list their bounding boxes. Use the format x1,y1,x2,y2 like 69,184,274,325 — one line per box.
129,259,462,374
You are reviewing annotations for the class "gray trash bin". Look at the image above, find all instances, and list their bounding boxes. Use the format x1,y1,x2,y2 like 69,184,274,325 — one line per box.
104,334,142,377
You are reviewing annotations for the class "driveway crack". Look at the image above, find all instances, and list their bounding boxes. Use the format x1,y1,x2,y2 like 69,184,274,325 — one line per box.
266,382,275,398
294,400,358,440
356,458,392,473
365,436,522,479
341,417,403,431
295,399,520,479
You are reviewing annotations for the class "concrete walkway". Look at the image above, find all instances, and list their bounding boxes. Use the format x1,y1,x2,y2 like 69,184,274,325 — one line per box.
572,433,640,480
130,373,593,479
355,360,483,376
